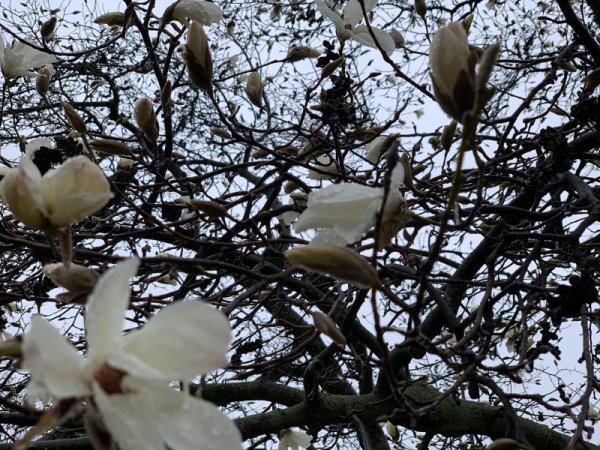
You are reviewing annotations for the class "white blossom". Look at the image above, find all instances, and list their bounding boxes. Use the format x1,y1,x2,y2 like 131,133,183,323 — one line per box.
278,428,312,450
0,156,113,230
315,0,395,56
163,0,223,26
22,258,243,450
0,34,57,80
294,182,402,245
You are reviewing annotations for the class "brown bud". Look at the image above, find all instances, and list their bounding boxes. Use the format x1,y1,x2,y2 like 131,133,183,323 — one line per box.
62,102,87,134
185,21,213,93
285,245,380,289
36,64,54,96
486,438,527,450
88,138,133,157
389,29,405,48
43,262,99,293
95,12,126,27
286,46,321,62
40,16,58,42
440,119,458,151
161,80,173,109
320,56,344,80
414,0,427,18
134,98,159,141
246,71,263,107
311,311,346,345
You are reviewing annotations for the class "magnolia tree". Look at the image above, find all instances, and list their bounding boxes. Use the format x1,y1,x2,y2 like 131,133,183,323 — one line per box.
0,0,599,448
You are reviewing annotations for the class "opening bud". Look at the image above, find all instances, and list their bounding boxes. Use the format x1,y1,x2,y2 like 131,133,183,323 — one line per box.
36,64,54,96
184,21,213,93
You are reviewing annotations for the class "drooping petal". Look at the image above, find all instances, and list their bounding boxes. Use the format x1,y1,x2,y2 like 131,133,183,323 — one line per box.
111,301,231,380
121,378,243,450
92,383,165,450
86,258,140,363
351,26,396,56
22,317,91,400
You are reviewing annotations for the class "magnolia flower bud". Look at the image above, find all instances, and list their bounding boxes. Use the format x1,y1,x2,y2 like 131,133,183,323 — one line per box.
385,422,399,440
95,12,126,27
246,71,263,107
389,29,405,48
1,163,46,229
134,98,159,141
184,21,213,92
285,245,380,289
286,46,321,62
311,311,346,346
486,438,527,450
88,138,133,157
161,80,173,109
40,16,57,42
429,22,477,122
43,262,99,293
414,0,427,18
440,119,458,151
63,102,87,134
35,64,54,96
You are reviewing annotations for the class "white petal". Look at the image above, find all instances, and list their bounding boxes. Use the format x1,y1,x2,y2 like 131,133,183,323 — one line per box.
22,316,91,400
295,183,384,243
390,162,405,187
173,0,223,24
352,26,396,56
311,229,350,246
288,429,312,448
93,383,165,450
315,0,345,31
122,378,243,450
343,0,365,26
86,258,139,362
111,301,231,380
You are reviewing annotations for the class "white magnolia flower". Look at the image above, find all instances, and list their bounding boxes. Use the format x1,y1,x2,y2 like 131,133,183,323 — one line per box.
163,0,223,26
278,428,312,450
0,156,113,229
315,0,395,56
0,34,57,80
25,137,54,159
22,258,243,450
295,182,402,245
